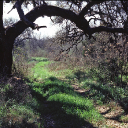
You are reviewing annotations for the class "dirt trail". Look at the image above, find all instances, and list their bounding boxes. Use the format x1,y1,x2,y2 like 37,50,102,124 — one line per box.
71,84,128,128
96,104,128,128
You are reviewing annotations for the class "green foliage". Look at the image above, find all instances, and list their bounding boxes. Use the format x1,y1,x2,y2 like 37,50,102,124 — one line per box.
81,32,128,86
48,93,101,123
1,84,11,93
31,57,73,81
72,68,128,109
30,75,104,127
1,53,127,127
0,104,40,127
87,58,128,86
120,115,128,123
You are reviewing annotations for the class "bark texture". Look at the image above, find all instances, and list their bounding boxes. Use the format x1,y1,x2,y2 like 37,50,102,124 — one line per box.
0,38,14,76
0,1,15,76
0,1,128,76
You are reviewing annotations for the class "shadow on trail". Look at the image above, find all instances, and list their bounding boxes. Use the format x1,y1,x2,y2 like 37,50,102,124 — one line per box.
87,83,128,113
29,58,49,63
29,77,98,128
66,70,128,123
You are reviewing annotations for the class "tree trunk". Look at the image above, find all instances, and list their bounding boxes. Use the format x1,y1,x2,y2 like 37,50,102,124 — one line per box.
0,37,14,77
0,1,15,77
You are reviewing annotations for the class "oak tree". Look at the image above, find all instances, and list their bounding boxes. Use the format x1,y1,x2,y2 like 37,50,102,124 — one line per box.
0,0,128,76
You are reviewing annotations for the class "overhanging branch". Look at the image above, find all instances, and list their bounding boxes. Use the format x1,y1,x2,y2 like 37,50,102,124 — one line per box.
14,0,46,30
79,1,106,18
90,26,127,35
7,3,128,40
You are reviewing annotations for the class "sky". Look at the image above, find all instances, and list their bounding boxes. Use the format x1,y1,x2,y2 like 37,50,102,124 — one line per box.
3,1,60,38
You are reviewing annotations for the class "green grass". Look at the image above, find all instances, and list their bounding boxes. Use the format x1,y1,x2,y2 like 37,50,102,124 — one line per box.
0,77,44,128
47,93,101,123
82,82,126,103
0,103,42,127
28,57,128,126
0,96,42,128
1,56,127,127
27,57,105,127
30,57,74,81
120,115,128,123
29,76,104,127
67,68,128,105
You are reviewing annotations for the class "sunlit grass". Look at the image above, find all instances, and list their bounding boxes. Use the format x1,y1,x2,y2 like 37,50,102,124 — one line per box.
47,93,101,123
28,57,128,127
30,77,104,127
2,55,127,127
30,57,73,80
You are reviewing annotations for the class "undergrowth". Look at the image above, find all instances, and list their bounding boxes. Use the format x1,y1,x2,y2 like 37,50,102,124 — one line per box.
1,56,128,128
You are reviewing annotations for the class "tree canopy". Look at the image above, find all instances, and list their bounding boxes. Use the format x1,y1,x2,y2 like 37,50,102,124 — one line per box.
2,0,128,39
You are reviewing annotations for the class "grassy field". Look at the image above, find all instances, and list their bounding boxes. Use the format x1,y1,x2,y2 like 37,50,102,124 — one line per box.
0,57,128,128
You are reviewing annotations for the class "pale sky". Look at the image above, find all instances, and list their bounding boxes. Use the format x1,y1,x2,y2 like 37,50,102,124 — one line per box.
3,2,60,38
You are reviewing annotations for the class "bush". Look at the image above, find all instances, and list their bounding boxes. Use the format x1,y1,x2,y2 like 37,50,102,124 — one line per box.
12,47,29,78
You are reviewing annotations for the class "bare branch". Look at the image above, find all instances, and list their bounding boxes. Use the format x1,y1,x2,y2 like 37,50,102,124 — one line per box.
6,4,128,40
79,1,106,18
90,26,126,35
15,37,32,46
32,0,36,7
14,0,46,30
7,4,16,14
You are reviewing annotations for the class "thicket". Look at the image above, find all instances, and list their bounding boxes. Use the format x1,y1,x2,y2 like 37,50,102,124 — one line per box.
82,32,128,86
11,27,128,87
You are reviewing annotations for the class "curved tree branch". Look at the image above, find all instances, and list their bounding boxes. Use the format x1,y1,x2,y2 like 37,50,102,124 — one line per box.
5,3,128,40
8,4,89,39
15,0,37,29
